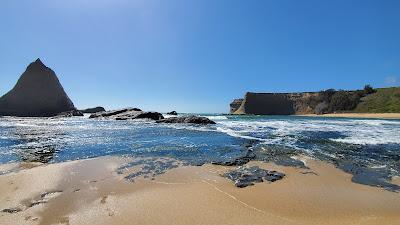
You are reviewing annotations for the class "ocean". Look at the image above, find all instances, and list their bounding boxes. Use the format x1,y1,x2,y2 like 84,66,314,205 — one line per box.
1,114,399,190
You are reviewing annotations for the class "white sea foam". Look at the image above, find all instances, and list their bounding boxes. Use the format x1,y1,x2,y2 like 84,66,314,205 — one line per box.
214,117,400,145
206,115,228,120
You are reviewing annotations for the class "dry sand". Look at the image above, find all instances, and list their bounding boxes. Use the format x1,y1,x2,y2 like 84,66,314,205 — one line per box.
0,157,399,225
298,113,400,119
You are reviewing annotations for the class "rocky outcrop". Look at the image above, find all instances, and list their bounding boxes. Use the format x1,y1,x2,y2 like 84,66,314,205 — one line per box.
156,116,216,124
230,99,243,114
0,59,76,117
81,107,105,114
166,111,178,115
89,108,163,121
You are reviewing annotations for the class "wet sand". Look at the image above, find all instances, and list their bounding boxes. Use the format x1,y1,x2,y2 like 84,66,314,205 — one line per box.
299,113,400,119
0,157,399,225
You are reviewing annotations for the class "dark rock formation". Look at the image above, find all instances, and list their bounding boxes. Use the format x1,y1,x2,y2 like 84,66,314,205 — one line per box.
223,166,285,188
166,111,178,115
89,108,163,121
0,58,77,117
212,149,255,166
115,111,163,121
80,107,105,114
156,115,216,124
89,108,141,118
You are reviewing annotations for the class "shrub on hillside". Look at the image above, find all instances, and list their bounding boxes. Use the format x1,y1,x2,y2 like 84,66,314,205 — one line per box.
364,85,375,95
329,91,360,112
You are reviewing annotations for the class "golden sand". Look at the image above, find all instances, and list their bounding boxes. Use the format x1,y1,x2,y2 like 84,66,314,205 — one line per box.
0,157,399,225
299,113,400,119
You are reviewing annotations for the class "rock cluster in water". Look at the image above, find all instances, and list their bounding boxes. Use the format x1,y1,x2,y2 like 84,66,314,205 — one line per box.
89,108,164,120
156,115,216,124
80,107,105,114
223,166,285,188
0,59,77,117
89,108,216,124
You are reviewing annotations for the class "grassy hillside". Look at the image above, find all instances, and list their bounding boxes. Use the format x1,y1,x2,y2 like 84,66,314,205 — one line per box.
354,87,400,113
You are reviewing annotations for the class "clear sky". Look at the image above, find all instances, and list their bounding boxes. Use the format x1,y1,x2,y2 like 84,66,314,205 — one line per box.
1,0,399,113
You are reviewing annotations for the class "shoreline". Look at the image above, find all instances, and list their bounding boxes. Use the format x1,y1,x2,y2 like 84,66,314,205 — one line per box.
1,157,399,225
297,113,400,119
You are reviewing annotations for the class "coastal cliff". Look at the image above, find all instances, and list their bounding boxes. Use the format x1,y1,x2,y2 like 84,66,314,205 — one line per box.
232,92,319,115
230,87,400,115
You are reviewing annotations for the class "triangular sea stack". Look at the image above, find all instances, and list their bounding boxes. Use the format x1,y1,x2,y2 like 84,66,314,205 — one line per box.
0,58,76,117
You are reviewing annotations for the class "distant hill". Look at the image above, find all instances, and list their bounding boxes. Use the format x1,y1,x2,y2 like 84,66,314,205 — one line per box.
354,87,400,113
230,86,400,115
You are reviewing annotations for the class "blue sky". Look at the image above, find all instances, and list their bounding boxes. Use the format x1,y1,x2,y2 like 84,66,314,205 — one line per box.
1,0,399,113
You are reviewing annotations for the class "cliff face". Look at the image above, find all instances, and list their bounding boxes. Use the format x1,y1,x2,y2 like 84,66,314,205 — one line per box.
231,92,322,115
230,99,243,113
0,59,76,117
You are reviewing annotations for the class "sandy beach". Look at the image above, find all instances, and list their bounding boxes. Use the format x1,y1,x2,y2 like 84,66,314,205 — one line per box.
1,157,399,225
298,113,400,119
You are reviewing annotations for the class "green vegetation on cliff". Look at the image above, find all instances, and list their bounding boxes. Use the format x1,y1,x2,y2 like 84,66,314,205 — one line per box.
354,87,400,113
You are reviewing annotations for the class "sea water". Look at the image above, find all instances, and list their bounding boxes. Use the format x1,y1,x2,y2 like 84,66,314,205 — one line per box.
0,114,399,190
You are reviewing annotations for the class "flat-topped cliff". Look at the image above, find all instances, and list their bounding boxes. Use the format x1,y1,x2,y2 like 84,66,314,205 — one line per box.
0,59,76,117
232,92,319,115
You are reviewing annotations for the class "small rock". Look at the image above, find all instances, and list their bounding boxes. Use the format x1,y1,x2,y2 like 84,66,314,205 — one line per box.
166,111,178,115
223,166,285,188
2,207,22,213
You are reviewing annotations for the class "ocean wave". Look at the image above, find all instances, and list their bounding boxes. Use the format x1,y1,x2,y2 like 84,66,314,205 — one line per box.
214,117,400,146
206,115,228,120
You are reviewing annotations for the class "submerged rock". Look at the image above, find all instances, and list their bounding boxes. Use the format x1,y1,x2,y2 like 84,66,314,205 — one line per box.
20,147,57,163
156,115,216,124
0,58,77,117
118,158,181,181
166,111,178,115
212,149,256,166
223,166,285,188
80,107,105,114
53,110,84,118
89,108,163,121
